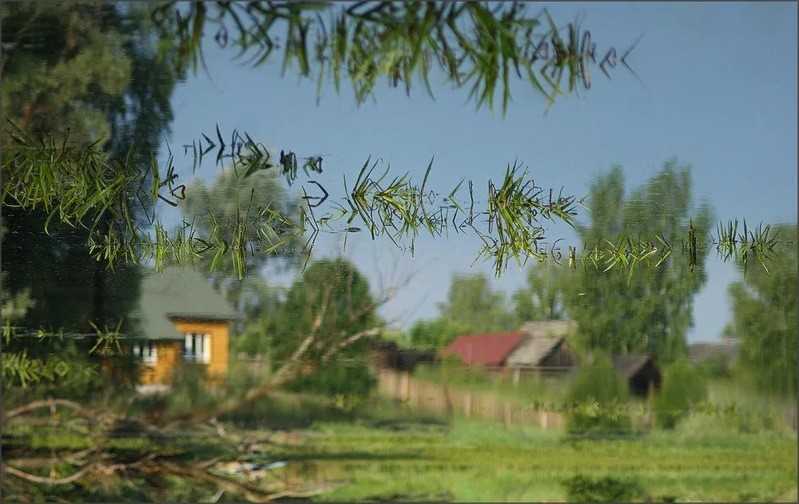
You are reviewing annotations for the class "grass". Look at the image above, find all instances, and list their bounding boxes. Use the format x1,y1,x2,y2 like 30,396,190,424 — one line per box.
258,417,797,502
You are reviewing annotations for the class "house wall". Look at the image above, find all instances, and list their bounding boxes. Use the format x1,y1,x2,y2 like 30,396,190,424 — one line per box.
139,341,183,385
171,319,230,380
540,341,580,367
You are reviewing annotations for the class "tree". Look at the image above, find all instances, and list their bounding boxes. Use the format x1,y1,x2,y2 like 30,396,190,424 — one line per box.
653,358,707,429
511,263,567,324
252,258,380,397
1,3,183,395
1,2,183,331
728,224,797,396
436,272,515,333
408,318,472,350
4,2,669,287
180,167,302,311
566,352,632,436
564,161,713,362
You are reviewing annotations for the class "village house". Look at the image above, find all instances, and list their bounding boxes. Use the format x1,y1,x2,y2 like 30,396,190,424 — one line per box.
440,321,661,397
129,266,236,389
440,321,581,383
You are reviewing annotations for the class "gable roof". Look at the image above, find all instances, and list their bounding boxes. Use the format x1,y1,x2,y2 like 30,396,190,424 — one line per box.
131,266,237,341
441,332,526,367
611,354,654,379
505,335,566,367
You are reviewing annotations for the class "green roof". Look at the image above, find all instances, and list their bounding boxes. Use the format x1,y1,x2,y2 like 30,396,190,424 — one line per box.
131,266,237,341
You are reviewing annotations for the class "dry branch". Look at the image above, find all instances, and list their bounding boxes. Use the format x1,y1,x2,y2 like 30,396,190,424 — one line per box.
4,398,93,421
3,463,94,485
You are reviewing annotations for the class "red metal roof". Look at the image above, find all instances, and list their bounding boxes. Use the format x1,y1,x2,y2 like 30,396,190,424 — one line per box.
441,332,527,367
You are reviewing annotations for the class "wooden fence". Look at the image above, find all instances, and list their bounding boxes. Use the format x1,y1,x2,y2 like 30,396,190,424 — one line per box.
376,368,566,429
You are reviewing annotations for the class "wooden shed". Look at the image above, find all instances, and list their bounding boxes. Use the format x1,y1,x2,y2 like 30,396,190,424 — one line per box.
369,340,437,372
611,354,662,398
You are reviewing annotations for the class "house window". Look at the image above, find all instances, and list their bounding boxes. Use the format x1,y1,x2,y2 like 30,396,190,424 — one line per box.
184,333,211,363
133,341,157,365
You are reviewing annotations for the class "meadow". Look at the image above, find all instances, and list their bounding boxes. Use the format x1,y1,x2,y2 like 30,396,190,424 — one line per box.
253,410,796,502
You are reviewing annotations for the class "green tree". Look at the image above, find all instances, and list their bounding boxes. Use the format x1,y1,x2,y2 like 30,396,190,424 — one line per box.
1,2,182,331
654,358,707,429
566,352,632,436
180,167,302,312
267,258,381,397
436,272,515,333
728,224,797,396
408,318,472,350
565,161,713,362
511,263,567,324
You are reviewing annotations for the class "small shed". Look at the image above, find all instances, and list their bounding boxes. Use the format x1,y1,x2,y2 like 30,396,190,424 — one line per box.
611,354,661,398
369,340,437,372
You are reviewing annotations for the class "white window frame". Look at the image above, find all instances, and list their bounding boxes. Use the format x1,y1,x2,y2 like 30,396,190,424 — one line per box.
133,341,158,365
183,333,211,364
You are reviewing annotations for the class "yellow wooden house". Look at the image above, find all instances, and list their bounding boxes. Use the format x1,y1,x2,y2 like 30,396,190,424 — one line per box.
130,266,236,387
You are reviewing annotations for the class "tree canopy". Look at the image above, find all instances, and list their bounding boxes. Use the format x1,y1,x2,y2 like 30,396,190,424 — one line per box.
728,224,797,396
564,161,713,361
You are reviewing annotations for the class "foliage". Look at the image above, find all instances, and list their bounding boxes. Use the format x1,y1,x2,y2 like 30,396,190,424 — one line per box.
248,258,381,398
565,161,714,362
153,2,632,114
654,359,707,429
286,360,376,399
408,317,473,350
181,166,302,309
2,2,786,291
563,474,646,502
566,352,632,436
165,364,222,415
435,272,515,333
511,262,567,323
1,2,183,391
728,224,797,396
674,407,783,437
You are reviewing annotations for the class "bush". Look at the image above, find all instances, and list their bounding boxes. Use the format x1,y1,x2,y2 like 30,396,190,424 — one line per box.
563,474,647,502
654,359,707,429
566,352,632,436
285,359,376,398
166,364,220,414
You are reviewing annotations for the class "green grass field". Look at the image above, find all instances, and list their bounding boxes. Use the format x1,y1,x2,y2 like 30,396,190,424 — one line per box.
263,418,797,502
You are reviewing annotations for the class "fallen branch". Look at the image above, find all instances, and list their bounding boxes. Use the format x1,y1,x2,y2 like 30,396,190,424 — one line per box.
155,460,280,502
3,463,94,485
321,327,382,363
4,398,93,421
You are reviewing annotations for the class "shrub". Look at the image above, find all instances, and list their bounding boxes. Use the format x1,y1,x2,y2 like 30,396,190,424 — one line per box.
166,364,220,414
566,352,632,436
285,359,376,398
654,359,707,429
563,474,647,502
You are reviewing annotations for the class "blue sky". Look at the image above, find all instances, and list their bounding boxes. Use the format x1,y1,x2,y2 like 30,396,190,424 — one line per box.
159,2,797,342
